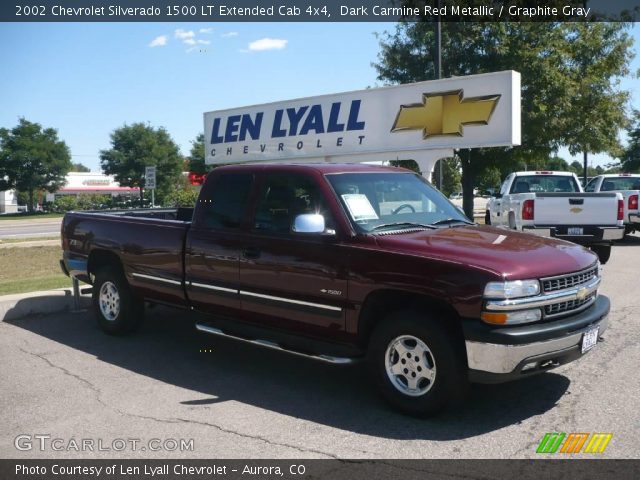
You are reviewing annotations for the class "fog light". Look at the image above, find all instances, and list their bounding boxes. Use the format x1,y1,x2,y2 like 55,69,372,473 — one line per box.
522,362,538,372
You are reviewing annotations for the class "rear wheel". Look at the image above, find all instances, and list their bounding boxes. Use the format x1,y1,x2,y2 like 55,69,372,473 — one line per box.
368,310,468,416
92,266,144,335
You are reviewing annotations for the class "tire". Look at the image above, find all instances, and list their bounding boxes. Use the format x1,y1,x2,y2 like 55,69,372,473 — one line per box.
484,210,491,225
590,245,611,264
92,266,144,335
368,310,468,417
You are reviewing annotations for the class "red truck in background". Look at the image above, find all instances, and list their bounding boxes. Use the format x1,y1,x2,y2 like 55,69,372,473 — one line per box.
61,163,609,416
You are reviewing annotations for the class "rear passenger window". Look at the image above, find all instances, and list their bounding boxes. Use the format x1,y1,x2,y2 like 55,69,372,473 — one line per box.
198,173,253,229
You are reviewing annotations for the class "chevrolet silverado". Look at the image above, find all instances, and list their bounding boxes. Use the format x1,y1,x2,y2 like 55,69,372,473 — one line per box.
61,164,609,416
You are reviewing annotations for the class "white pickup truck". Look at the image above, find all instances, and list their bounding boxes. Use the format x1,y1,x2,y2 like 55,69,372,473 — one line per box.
486,171,624,263
585,173,640,235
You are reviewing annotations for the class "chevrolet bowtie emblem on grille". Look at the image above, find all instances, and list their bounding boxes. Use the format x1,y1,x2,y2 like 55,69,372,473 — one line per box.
576,287,589,301
570,207,583,214
391,90,500,138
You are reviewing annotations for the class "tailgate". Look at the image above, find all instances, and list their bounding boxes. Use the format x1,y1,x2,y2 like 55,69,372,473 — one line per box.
533,193,620,226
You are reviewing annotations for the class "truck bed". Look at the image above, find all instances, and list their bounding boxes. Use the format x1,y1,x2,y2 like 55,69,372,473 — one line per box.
61,209,192,306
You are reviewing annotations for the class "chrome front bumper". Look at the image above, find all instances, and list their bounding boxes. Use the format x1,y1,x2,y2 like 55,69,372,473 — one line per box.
464,295,610,383
466,314,607,375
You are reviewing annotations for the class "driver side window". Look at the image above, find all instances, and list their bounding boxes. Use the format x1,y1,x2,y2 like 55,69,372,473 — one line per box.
254,173,334,235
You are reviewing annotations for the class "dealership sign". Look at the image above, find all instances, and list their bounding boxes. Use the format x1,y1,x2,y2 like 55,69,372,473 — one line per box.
204,70,520,164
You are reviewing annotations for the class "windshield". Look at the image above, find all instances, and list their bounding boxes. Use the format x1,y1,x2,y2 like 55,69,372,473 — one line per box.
510,175,579,193
326,172,470,233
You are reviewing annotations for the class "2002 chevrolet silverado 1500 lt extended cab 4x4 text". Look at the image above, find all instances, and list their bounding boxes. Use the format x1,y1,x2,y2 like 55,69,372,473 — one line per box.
61,164,609,416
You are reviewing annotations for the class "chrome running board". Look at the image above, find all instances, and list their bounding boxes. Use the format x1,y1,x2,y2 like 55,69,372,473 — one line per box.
195,323,357,365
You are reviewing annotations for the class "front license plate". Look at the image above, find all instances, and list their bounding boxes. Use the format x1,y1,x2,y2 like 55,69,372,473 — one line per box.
581,326,599,354
568,227,584,235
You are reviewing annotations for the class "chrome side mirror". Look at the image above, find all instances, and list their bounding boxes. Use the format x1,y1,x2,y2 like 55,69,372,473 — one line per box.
292,213,326,234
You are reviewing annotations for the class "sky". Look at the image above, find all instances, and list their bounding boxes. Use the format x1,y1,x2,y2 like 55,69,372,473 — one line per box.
1,22,639,172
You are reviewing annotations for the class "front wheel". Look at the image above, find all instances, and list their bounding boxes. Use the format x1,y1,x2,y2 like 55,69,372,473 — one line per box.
92,266,144,335
368,310,468,416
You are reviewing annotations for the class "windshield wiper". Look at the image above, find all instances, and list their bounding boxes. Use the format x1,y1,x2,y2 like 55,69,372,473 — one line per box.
430,218,475,227
370,222,436,232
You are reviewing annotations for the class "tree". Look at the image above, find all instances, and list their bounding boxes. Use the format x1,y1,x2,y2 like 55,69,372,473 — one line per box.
570,160,583,174
188,133,207,174
621,111,640,172
431,157,462,197
100,123,183,205
561,23,632,183
547,156,570,171
0,118,72,212
374,22,633,217
72,162,91,172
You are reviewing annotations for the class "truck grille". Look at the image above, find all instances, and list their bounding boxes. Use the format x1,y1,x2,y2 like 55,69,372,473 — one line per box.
544,292,596,317
541,265,598,293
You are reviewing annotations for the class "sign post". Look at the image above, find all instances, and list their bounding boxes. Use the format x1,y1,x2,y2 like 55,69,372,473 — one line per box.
145,166,156,208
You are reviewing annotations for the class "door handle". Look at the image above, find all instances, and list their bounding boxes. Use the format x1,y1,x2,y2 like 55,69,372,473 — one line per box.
243,248,261,259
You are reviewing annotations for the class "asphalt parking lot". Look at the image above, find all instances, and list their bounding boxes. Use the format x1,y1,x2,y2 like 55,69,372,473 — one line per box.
1,236,639,459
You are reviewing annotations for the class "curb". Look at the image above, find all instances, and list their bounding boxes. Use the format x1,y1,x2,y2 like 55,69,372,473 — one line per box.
0,288,91,322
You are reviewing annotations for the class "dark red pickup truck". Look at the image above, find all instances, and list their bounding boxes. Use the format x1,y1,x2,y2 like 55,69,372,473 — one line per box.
61,163,609,415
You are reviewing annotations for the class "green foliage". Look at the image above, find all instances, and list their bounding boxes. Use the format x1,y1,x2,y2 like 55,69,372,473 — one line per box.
621,111,640,172
475,166,501,194
76,194,110,210
50,195,78,213
0,118,72,212
165,175,199,208
48,194,111,213
99,123,183,205
430,157,462,197
374,22,633,217
72,162,91,172
546,156,570,171
188,133,208,174
389,159,421,173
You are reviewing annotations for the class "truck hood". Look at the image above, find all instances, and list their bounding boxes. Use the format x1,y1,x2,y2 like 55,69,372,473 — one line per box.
373,225,597,280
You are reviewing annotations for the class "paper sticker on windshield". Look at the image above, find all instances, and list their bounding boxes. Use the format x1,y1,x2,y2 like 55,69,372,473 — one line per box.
342,194,379,221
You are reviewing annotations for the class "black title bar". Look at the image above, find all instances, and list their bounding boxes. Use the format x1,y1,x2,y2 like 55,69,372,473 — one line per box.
2,0,639,22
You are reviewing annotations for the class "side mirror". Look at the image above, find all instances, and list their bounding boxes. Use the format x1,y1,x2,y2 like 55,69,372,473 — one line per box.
292,213,327,234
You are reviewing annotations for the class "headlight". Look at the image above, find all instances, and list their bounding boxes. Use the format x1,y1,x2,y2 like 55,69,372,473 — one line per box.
483,279,540,299
481,309,542,325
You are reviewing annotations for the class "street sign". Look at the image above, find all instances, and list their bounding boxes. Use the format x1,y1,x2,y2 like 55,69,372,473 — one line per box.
145,166,156,189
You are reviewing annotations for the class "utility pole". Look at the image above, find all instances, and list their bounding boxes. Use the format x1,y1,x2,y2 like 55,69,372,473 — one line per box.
435,0,443,190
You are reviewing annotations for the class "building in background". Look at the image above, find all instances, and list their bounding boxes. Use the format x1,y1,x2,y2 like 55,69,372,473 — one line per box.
45,172,139,201
0,189,18,213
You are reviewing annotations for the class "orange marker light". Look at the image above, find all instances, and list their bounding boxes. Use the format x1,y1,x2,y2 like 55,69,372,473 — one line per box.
480,312,508,324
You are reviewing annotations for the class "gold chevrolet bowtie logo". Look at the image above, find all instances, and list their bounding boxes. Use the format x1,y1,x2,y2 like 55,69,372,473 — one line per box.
570,207,583,214
391,90,501,138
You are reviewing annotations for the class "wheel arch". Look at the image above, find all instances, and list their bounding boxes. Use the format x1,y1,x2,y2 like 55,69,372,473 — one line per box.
88,249,125,279
358,289,465,353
